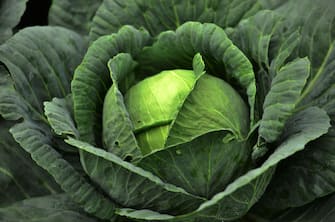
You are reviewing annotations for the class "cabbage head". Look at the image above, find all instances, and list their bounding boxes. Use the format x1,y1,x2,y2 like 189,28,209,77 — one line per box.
0,0,334,222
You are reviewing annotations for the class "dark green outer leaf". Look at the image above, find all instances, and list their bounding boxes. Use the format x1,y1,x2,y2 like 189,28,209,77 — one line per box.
0,26,86,121
297,42,335,116
269,30,301,75
0,119,60,207
90,0,262,41
44,95,79,138
66,138,205,216
0,64,28,121
254,123,335,213
259,58,310,143
0,27,118,220
231,9,302,76
230,10,283,70
0,194,98,222
48,0,102,35
72,25,151,146
275,0,335,71
244,0,335,218
272,193,335,222
102,54,141,160
272,0,335,117
9,117,117,220
43,96,85,155
258,0,288,9
230,10,301,121
0,0,27,44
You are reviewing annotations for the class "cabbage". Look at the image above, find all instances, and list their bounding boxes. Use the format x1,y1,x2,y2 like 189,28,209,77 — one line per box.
0,1,334,221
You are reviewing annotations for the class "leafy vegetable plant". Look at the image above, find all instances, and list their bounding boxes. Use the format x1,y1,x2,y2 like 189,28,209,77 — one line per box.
0,0,335,221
